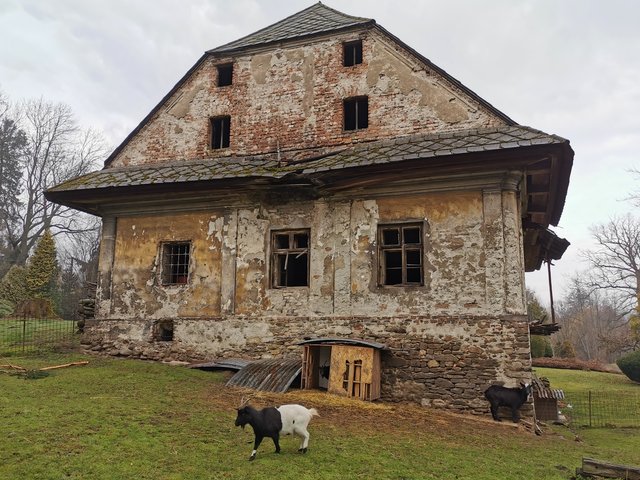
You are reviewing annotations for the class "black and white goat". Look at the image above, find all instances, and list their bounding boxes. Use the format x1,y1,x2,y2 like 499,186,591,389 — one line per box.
484,382,532,423
235,402,319,461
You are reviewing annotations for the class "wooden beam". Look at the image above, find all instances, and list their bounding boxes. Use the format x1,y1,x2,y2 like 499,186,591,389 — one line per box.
577,457,640,479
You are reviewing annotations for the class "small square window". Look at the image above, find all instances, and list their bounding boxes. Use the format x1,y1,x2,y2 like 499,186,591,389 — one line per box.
271,229,310,288
210,116,230,149
343,40,363,67
378,224,423,286
161,242,190,285
217,63,233,87
344,96,368,131
154,320,174,342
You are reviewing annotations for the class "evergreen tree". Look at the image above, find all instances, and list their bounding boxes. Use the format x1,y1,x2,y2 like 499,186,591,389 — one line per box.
0,264,28,306
25,229,58,298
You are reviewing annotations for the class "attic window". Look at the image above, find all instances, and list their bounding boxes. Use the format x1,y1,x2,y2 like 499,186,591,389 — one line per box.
217,63,233,86
161,242,190,285
378,223,423,286
343,40,363,66
271,230,310,288
344,96,368,131
210,116,230,149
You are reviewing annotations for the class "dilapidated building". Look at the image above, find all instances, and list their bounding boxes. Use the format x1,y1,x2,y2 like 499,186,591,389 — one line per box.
46,3,573,414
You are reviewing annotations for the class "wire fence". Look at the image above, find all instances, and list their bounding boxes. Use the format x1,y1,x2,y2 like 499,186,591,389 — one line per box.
563,390,640,428
0,317,79,356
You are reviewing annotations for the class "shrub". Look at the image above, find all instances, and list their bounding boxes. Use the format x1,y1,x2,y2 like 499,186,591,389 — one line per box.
530,335,553,358
555,340,577,358
0,265,29,306
0,299,14,317
617,350,640,383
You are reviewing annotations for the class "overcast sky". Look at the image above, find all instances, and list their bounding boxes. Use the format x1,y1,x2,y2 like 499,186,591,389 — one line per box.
1,0,638,303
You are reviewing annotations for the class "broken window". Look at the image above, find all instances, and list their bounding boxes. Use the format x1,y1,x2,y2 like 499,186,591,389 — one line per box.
161,242,190,285
217,63,233,87
271,230,310,288
210,115,230,149
343,40,363,66
378,223,423,286
343,96,368,131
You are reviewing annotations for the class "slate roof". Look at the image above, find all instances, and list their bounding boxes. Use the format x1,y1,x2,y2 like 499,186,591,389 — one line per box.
47,126,568,194
208,3,373,54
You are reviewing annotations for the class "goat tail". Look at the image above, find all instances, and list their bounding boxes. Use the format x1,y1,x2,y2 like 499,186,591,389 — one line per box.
308,407,319,417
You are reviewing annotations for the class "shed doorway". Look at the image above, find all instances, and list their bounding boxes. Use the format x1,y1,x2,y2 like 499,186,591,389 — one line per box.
299,338,385,401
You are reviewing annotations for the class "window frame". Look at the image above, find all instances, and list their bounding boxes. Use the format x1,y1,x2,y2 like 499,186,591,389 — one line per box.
343,96,368,131
343,40,363,67
377,222,424,287
217,63,233,87
209,115,231,149
160,241,191,286
270,229,311,289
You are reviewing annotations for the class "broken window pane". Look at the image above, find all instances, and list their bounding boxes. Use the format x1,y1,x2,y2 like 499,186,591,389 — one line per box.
343,97,368,131
210,116,230,149
343,40,363,67
382,228,400,246
378,223,423,286
217,63,233,87
272,230,310,288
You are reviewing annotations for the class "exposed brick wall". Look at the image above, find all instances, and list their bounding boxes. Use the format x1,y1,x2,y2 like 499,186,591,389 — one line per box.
111,30,506,167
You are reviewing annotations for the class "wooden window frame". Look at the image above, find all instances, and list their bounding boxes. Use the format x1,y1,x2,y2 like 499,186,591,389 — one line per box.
343,96,368,131
160,242,191,286
377,223,424,286
270,229,310,288
210,115,231,149
343,40,363,67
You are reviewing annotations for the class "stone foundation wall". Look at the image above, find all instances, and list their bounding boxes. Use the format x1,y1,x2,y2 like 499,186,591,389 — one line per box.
82,314,532,416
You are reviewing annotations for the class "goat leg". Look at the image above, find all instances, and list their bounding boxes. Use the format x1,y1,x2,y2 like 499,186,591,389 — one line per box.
250,435,264,461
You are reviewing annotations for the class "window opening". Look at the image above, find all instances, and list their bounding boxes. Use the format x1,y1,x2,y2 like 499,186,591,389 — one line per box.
271,230,310,287
161,242,190,285
378,223,423,286
217,63,233,86
343,40,363,67
210,116,230,149
154,320,174,342
344,96,368,131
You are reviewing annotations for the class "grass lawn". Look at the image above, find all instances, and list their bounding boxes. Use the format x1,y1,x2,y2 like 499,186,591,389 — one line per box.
535,366,640,428
1,354,638,480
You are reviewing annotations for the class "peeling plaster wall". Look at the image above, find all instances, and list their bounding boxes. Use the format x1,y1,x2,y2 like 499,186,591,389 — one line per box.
109,30,505,167
107,212,224,319
91,187,530,413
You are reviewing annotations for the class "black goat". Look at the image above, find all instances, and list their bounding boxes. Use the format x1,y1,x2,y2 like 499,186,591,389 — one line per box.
235,403,319,461
484,382,532,423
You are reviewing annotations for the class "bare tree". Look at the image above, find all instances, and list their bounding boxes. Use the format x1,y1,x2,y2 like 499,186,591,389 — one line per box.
0,93,27,274
554,276,629,362
583,214,640,315
2,97,106,276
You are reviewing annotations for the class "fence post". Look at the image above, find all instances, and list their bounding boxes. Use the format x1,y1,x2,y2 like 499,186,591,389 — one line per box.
22,318,26,353
588,390,592,427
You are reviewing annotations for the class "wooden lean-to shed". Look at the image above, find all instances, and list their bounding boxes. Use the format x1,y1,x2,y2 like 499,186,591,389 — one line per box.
299,338,385,401
532,375,565,421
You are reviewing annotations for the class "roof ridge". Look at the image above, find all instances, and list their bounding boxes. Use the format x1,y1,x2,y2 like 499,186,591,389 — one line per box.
207,2,373,54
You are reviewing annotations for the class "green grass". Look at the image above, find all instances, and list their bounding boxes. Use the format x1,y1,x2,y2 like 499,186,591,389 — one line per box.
0,318,76,355
535,366,640,428
0,354,638,480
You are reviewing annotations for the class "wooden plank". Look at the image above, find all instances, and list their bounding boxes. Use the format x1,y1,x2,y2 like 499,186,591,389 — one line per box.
578,457,640,479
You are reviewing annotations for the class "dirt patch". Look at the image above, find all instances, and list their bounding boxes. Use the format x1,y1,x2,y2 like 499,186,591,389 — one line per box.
206,383,534,439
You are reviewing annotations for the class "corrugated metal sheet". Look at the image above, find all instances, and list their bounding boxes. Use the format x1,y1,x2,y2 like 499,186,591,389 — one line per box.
226,357,302,393
297,337,387,350
188,358,251,372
